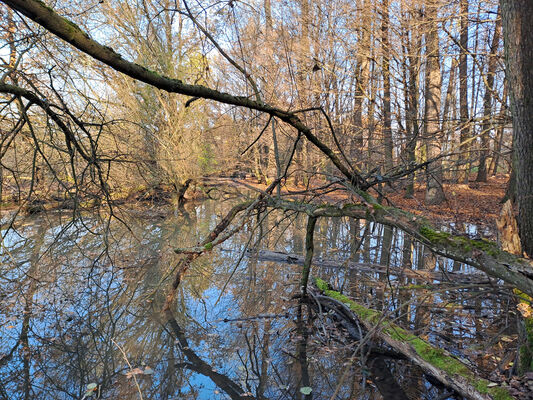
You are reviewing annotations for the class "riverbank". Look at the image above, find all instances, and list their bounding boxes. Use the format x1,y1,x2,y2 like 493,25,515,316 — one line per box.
0,174,509,236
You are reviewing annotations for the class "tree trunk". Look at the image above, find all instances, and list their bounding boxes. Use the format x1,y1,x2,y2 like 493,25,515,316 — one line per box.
0,8,18,206
489,82,508,175
352,0,371,167
367,50,377,170
314,283,513,400
424,0,445,205
501,0,533,256
404,9,422,199
458,0,471,183
381,0,393,171
476,9,501,182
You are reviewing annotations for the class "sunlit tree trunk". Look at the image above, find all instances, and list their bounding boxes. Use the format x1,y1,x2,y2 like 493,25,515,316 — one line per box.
293,0,311,186
0,7,17,205
352,0,371,167
367,56,377,170
442,58,457,177
264,0,272,31
424,0,445,205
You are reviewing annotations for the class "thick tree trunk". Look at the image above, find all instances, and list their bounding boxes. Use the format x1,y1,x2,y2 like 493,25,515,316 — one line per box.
424,0,445,205
501,0,533,256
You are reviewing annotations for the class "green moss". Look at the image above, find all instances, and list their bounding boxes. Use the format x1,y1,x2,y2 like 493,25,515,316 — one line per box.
473,380,516,400
315,278,329,291
36,0,56,13
469,238,501,257
399,284,433,290
63,17,82,32
316,279,380,321
453,236,472,252
314,278,514,400
419,225,505,258
514,289,533,374
419,225,451,244
514,289,532,304
204,242,213,251
358,190,375,204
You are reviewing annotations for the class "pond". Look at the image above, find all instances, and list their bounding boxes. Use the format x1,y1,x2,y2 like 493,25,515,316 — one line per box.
0,196,517,399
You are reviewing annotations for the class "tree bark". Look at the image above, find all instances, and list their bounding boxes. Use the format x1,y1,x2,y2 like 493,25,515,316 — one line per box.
424,0,445,204
501,0,533,256
489,82,508,175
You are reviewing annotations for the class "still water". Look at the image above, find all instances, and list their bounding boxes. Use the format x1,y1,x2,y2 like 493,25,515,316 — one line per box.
0,198,516,399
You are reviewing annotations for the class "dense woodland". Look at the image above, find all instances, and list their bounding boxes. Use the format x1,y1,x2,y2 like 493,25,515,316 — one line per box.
0,0,533,399
0,0,520,202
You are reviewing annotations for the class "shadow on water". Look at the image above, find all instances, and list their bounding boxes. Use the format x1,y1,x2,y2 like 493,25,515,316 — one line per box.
0,198,517,399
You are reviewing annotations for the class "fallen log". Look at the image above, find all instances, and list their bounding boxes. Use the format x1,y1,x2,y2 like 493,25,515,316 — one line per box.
250,249,488,283
314,278,513,400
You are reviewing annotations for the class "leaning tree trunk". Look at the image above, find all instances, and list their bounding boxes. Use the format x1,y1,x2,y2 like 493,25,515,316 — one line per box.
501,0,533,257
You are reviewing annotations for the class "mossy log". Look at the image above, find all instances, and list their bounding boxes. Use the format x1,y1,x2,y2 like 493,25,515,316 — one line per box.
315,279,514,400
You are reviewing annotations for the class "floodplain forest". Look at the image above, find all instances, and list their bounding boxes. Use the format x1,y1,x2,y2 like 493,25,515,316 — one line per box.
0,0,533,399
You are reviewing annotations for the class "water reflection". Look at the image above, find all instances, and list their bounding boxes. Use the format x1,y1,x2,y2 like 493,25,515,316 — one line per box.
0,199,516,399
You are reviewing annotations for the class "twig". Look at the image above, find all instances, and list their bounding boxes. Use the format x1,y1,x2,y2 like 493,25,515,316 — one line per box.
111,338,144,400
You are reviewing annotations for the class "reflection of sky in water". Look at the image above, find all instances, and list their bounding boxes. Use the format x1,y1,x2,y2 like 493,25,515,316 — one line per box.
0,201,513,399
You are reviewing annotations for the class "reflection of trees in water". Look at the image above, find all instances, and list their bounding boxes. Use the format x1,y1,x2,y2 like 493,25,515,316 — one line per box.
0,202,517,399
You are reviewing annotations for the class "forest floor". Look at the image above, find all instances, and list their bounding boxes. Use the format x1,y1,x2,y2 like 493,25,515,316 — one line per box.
383,174,508,234
232,173,509,237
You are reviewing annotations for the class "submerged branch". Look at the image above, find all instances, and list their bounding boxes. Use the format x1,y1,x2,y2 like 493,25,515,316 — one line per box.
300,215,317,295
